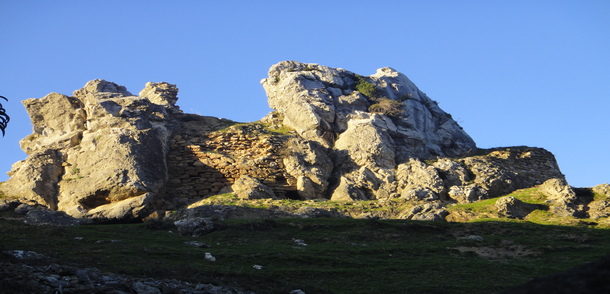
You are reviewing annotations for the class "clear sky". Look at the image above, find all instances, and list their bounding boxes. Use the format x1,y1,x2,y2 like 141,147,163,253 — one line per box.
1,0,608,187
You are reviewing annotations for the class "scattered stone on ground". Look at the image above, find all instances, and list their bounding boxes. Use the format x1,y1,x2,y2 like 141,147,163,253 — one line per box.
0,250,253,294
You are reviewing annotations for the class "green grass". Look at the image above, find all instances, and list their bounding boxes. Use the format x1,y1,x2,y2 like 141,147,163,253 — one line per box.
447,188,550,220
447,197,499,216
2,211,610,293
192,193,421,217
447,187,608,227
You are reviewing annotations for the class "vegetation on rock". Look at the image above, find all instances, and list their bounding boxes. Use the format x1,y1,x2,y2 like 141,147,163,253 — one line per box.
368,97,405,117
354,74,380,98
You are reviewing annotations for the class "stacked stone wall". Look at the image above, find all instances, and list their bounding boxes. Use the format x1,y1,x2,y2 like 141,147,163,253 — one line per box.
164,120,296,205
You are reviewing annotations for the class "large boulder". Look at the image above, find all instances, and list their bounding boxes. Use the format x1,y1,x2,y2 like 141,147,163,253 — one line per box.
495,196,538,219
333,113,396,169
1,80,179,221
232,175,276,200
19,93,87,154
330,113,397,200
173,217,216,237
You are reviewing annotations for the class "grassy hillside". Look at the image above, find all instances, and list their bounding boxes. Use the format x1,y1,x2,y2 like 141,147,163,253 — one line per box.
2,210,610,293
2,184,610,293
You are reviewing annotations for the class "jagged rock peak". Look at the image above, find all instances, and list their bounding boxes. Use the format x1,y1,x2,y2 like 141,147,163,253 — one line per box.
261,60,476,159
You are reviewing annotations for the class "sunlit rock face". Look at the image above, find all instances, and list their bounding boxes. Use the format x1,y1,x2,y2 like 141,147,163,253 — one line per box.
261,60,476,158
261,61,477,200
1,61,571,222
3,80,179,220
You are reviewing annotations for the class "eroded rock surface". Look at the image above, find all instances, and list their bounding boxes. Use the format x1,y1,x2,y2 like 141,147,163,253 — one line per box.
539,178,582,217
496,196,538,219
261,61,476,158
2,80,179,221
0,61,583,222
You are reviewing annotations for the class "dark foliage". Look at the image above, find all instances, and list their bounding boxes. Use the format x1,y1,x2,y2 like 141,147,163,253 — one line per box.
0,96,9,136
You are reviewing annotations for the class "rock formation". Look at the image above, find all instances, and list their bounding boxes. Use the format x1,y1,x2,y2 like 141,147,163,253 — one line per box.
0,61,589,222
259,61,564,203
2,80,179,221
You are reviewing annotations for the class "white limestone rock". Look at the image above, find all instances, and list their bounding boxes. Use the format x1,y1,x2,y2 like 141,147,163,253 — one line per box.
396,159,445,201
2,80,178,221
261,61,476,158
282,137,333,199
261,61,478,201
19,93,87,154
334,113,396,170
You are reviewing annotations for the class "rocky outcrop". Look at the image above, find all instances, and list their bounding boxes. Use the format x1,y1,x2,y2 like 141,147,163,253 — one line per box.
259,62,567,203
0,61,577,222
587,184,610,219
2,80,179,221
396,159,445,201
261,61,476,158
403,202,449,221
261,61,477,201
588,200,610,220
593,184,610,197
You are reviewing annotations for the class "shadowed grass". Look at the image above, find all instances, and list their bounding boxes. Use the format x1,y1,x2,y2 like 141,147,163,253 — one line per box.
2,212,610,293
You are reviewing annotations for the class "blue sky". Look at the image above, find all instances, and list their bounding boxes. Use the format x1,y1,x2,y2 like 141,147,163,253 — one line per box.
1,0,608,187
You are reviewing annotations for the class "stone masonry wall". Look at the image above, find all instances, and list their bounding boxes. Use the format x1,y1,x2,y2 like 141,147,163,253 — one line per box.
163,116,296,206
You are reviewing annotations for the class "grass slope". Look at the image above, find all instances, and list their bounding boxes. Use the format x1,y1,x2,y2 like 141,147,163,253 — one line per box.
2,212,610,293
